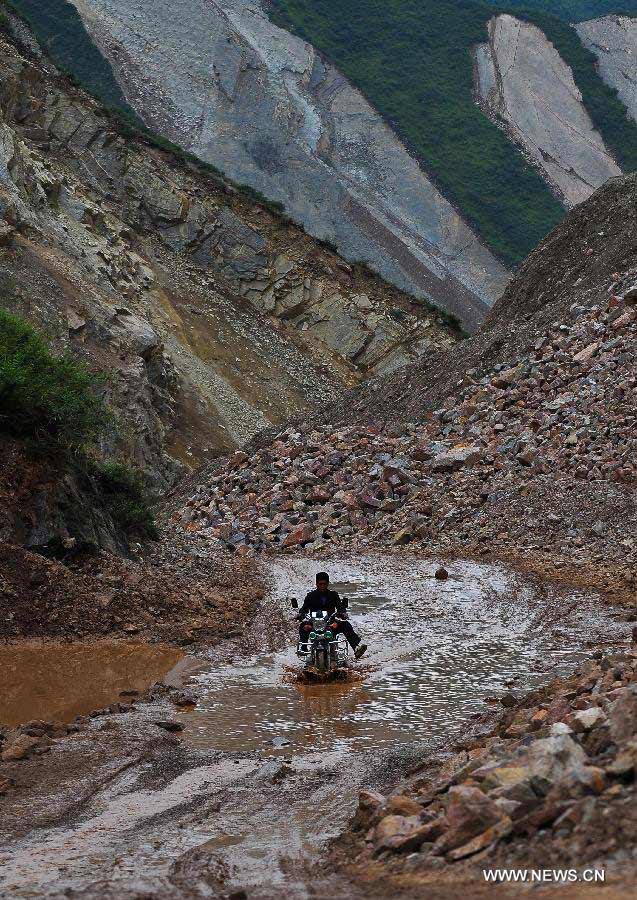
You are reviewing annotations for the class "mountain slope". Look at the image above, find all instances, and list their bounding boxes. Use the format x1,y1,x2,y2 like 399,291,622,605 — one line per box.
322,171,637,424
269,0,637,258
0,0,510,330
0,25,459,508
475,14,621,207
4,0,636,331
62,0,510,330
577,14,637,123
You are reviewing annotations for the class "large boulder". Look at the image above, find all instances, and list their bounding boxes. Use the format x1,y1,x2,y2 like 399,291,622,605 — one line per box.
524,733,588,795
608,685,637,745
1,734,40,761
430,446,482,472
436,785,504,852
373,814,421,853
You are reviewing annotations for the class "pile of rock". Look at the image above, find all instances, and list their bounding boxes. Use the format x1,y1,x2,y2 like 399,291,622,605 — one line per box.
0,528,263,642
0,719,81,763
178,286,636,567
348,647,637,873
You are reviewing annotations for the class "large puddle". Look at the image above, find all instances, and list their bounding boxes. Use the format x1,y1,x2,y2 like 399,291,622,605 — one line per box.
0,556,629,899
177,557,626,757
0,641,183,726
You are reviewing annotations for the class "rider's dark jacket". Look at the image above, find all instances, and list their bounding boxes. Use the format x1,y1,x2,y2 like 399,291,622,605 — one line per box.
298,588,343,619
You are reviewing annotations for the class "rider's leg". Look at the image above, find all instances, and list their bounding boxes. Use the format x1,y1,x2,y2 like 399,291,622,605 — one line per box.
334,620,361,650
298,623,311,648
334,621,367,659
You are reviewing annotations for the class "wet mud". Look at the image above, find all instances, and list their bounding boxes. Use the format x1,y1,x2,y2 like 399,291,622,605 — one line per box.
0,556,627,898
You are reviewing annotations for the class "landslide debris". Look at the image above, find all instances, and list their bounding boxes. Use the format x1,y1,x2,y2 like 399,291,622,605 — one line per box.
0,525,263,642
337,647,637,889
176,282,636,599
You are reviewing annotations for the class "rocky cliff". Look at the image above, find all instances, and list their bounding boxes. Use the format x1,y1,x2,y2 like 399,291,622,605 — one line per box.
577,15,637,123
65,0,509,330
475,14,622,208
0,25,458,500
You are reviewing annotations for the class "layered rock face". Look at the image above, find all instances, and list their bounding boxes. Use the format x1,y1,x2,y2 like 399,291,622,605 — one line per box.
0,30,458,494
577,15,637,123
475,14,621,207
68,0,509,329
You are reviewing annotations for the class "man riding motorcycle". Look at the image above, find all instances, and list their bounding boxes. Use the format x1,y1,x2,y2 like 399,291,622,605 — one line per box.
297,572,368,659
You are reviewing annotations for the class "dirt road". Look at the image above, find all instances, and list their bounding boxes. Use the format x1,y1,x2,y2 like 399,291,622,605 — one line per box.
0,556,626,898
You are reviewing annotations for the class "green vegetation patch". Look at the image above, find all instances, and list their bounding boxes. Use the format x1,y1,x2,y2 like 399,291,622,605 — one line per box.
0,308,157,540
502,1,637,22
269,0,637,265
0,307,104,453
4,0,142,125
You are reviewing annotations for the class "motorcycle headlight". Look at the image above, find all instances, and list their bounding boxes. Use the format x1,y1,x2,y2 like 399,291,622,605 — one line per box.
309,631,317,640
324,630,333,640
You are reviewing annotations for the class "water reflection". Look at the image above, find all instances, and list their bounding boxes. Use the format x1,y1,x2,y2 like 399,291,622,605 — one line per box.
179,556,626,755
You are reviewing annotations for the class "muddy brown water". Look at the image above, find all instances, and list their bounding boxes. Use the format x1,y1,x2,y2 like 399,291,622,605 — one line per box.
0,641,184,726
176,557,624,756
0,556,628,899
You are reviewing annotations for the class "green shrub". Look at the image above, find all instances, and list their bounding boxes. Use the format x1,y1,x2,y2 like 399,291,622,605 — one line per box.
0,309,158,540
87,460,159,541
0,307,104,453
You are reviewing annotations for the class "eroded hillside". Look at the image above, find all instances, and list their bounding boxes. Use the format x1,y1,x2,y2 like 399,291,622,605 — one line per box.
0,26,458,499
58,0,510,329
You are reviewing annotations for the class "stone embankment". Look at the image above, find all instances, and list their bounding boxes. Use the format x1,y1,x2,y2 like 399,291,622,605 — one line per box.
337,646,637,888
178,278,636,596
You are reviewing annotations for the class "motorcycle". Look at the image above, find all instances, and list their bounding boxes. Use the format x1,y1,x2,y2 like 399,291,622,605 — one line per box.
290,597,350,676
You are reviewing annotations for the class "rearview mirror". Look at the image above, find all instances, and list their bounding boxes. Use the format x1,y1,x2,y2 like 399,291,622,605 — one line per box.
290,597,299,609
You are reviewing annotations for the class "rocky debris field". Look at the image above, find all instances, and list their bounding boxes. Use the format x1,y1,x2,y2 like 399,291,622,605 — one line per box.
337,646,637,891
177,281,636,599
0,525,263,642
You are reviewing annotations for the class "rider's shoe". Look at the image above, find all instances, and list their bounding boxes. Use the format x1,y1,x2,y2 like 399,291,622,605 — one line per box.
354,643,367,660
